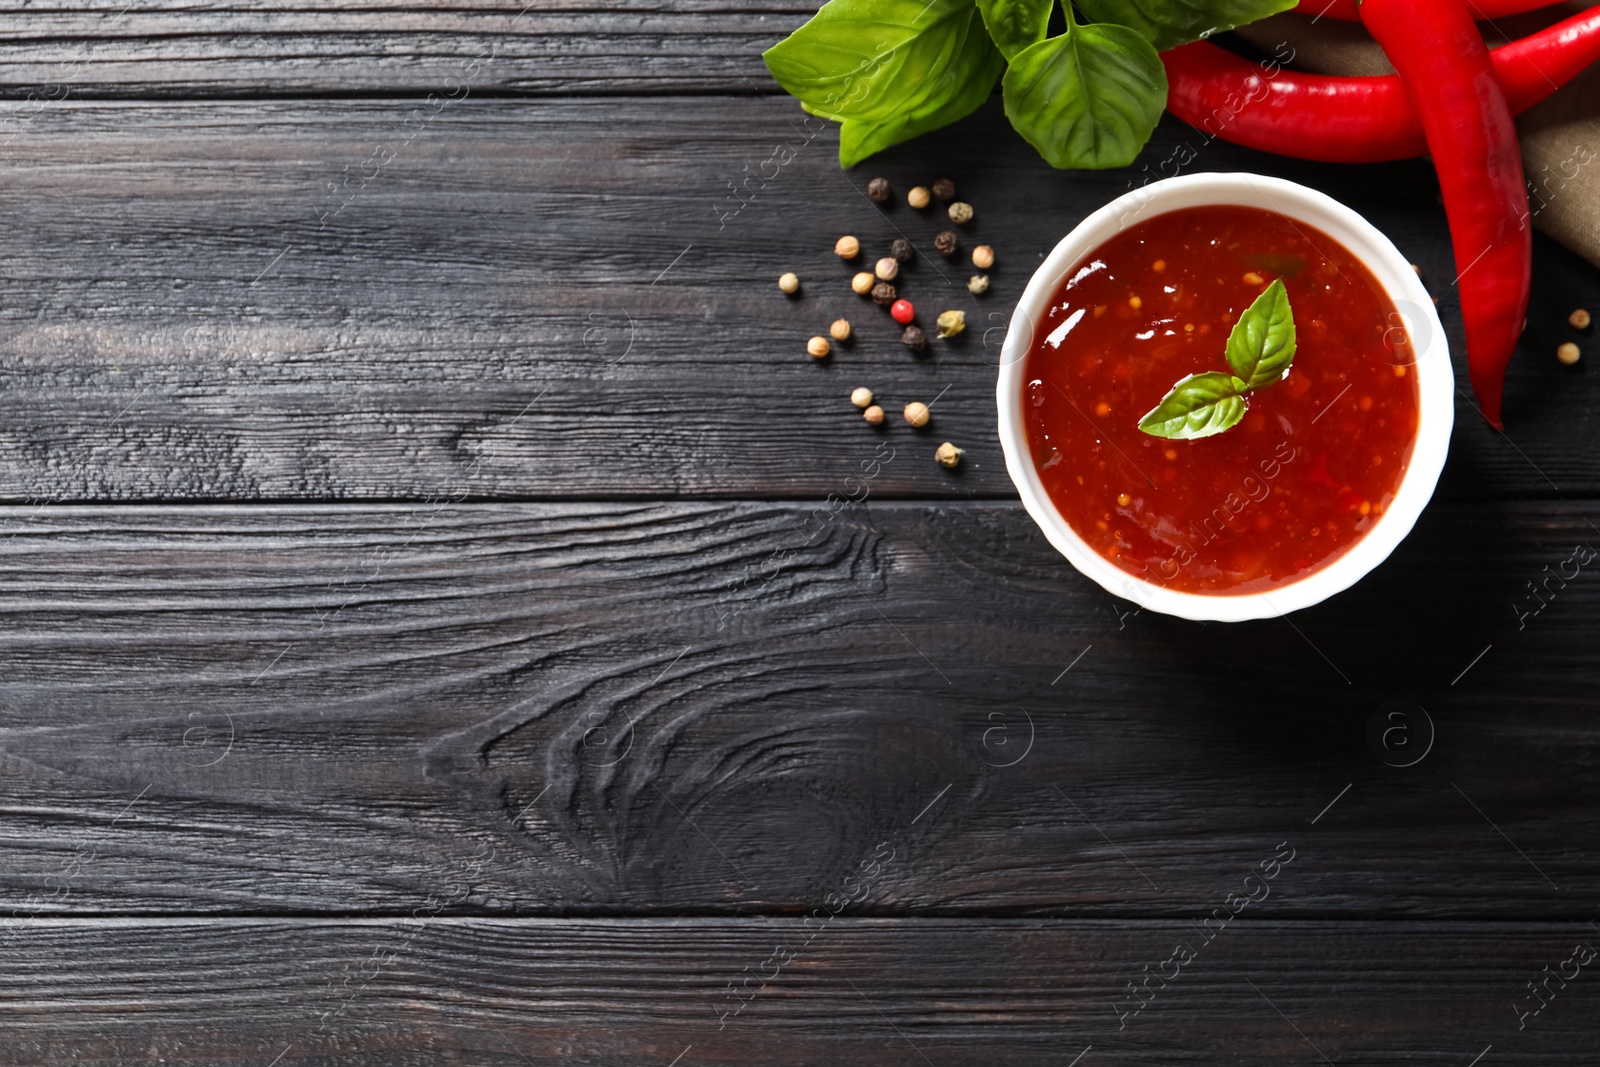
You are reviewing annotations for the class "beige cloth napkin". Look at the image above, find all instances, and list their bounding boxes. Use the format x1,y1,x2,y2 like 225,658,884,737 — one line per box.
1233,3,1600,267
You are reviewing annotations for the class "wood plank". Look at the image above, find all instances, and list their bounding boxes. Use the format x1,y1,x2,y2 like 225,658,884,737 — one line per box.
0,97,1592,501
2,917,1596,1064
0,3,809,97
0,500,1596,917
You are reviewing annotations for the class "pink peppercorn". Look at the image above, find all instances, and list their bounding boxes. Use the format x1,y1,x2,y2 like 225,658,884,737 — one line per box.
890,299,914,325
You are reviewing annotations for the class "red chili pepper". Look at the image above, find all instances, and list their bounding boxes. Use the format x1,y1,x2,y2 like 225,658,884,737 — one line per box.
1362,0,1531,428
1297,0,1553,20
1161,4,1600,163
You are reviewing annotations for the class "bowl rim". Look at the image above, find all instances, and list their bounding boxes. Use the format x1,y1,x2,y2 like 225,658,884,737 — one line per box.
994,171,1454,622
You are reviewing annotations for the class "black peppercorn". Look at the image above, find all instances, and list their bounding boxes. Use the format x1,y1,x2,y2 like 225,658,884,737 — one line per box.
891,238,913,263
871,281,897,306
901,325,927,352
867,177,891,202
934,230,959,257
932,177,956,201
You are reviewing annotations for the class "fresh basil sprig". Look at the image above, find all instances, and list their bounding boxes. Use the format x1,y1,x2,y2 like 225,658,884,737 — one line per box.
763,0,1293,170
1138,279,1296,440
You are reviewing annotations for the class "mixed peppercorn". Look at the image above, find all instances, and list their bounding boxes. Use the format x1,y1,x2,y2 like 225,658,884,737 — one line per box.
1560,307,1590,365
778,175,993,471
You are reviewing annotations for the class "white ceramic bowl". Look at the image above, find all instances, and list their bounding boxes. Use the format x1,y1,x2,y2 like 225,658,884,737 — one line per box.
995,172,1452,622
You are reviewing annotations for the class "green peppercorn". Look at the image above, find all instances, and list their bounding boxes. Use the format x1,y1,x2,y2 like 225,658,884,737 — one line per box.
968,274,990,295
936,309,966,338
948,202,974,225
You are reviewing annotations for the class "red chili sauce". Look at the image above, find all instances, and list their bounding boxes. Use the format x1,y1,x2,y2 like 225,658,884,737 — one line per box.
1021,204,1420,595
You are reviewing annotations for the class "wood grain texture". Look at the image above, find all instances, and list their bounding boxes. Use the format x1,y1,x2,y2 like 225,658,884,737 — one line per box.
1,917,1596,1064
0,97,1593,502
3,6,1597,1062
0,500,1594,917
0,3,808,97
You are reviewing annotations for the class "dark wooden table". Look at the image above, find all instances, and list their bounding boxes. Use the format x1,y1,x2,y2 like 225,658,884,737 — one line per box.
1,6,1597,1064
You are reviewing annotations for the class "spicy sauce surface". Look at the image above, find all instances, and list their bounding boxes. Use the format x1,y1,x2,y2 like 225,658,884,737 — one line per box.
1021,204,1420,595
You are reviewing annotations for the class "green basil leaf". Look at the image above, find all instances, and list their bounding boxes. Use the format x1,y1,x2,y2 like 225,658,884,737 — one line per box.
1074,0,1298,51
1138,372,1249,440
1001,21,1165,170
976,0,1053,60
763,0,1003,167
1224,278,1297,390
833,19,1005,166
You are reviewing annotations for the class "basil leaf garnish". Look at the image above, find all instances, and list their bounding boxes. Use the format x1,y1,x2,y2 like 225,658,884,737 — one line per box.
1138,281,1297,440
976,0,1054,60
1074,0,1299,52
1001,19,1166,170
1225,278,1297,390
762,0,1004,168
1137,372,1250,440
